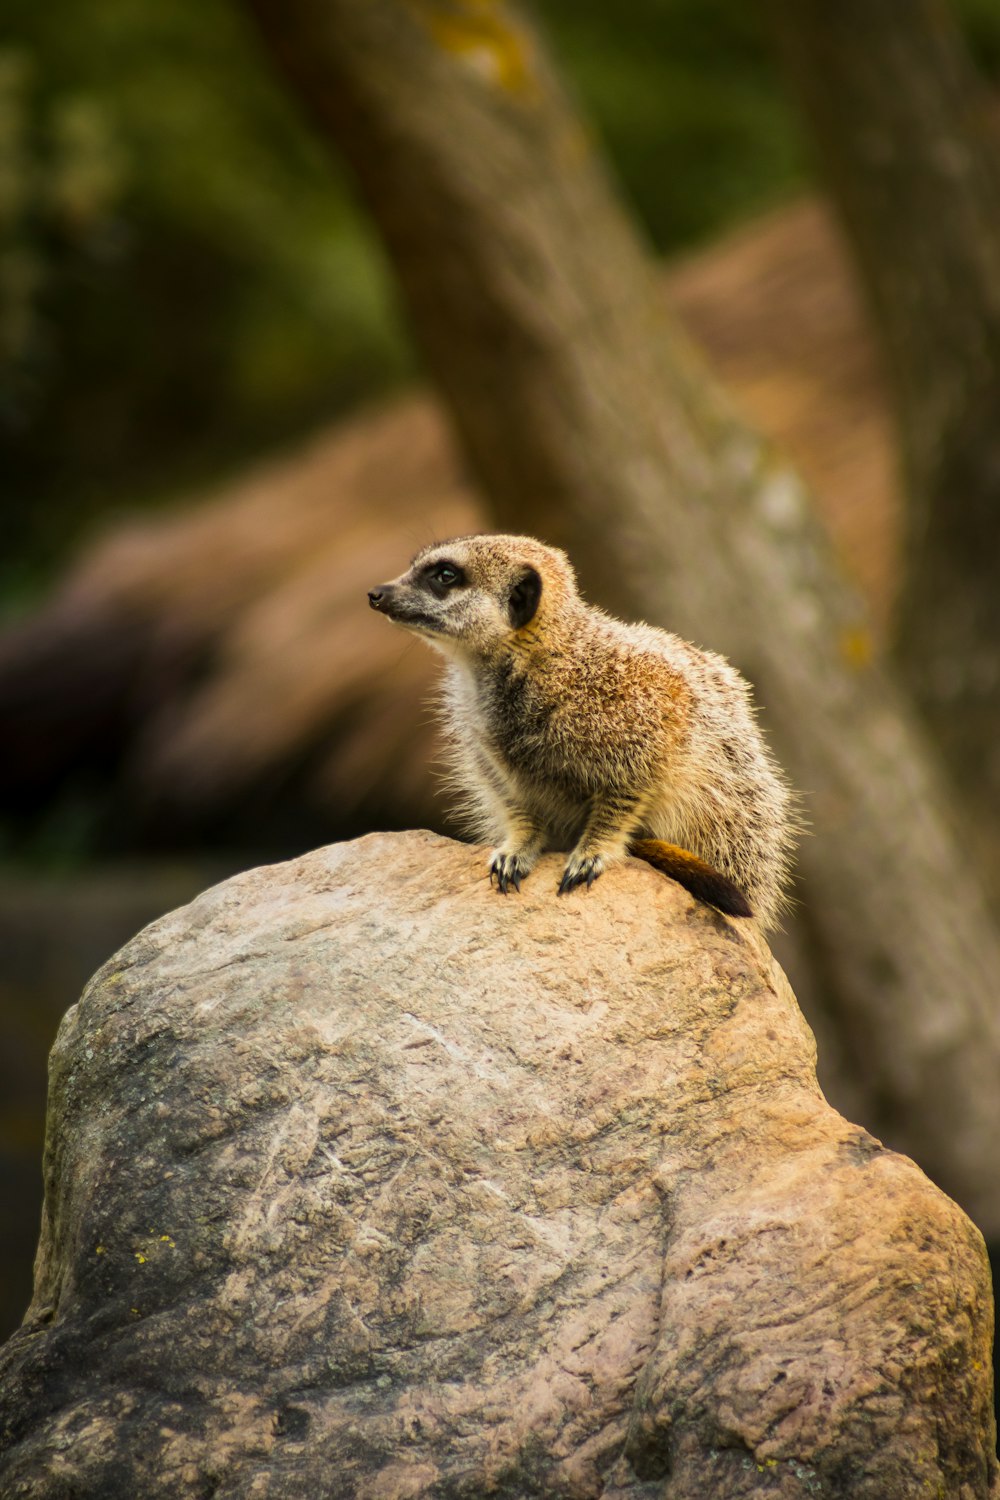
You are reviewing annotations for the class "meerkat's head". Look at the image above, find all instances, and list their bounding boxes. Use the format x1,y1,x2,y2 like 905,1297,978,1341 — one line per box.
368,533,579,660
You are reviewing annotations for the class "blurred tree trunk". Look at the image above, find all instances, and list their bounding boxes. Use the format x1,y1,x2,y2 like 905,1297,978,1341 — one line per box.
764,0,1000,897
241,0,1000,1232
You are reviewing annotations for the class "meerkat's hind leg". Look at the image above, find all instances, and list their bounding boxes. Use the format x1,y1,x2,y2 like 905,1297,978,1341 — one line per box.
558,792,643,895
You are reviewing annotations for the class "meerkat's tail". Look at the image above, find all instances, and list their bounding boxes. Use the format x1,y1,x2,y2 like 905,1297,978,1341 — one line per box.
628,839,753,919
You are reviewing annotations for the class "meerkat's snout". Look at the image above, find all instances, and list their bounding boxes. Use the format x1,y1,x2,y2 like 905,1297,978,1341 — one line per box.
368,585,392,612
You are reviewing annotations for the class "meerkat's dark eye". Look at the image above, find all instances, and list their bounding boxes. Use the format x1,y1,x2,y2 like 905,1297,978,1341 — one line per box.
424,561,465,597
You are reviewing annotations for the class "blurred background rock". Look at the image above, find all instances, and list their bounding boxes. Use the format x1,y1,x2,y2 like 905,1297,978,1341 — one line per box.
1,0,999,1342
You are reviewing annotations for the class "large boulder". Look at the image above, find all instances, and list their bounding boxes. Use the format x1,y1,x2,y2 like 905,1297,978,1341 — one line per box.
0,832,995,1498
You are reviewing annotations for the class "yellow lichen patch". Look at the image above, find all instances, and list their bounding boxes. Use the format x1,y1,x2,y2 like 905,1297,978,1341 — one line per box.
839,625,873,670
95,1245,105,1255
412,0,537,97
134,1253,146,1264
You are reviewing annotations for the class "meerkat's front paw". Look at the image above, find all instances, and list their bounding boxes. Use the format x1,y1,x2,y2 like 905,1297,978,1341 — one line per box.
489,849,534,894
558,852,606,894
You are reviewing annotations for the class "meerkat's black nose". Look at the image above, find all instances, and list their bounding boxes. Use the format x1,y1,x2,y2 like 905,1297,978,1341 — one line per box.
368,588,385,610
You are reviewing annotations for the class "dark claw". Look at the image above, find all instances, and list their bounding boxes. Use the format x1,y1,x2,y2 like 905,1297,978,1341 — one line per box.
490,854,524,896
558,855,604,895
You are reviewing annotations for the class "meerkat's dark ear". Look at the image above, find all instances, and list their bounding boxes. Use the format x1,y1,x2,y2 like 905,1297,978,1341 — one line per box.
508,567,542,629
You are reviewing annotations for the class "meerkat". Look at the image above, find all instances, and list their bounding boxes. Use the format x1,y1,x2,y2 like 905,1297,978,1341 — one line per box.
368,534,796,931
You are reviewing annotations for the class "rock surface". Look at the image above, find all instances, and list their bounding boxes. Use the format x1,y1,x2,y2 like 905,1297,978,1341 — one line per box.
0,831,995,1498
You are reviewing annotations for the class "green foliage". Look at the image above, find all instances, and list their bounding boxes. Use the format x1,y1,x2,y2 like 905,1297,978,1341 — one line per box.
1,0,409,585
2,0,998,592
0,50,125,418
539,0,807,249
960,0,1000,73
